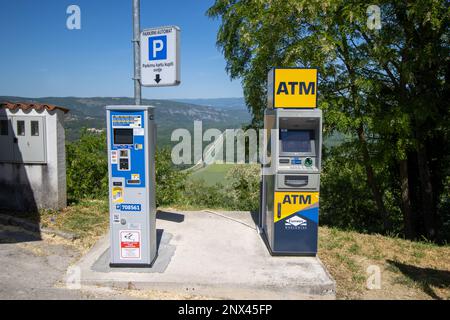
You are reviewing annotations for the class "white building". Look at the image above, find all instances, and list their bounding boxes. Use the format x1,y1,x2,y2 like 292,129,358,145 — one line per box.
0,102,68,211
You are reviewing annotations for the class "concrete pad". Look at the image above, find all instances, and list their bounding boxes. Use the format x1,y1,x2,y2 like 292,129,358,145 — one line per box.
92,231,175,273
74,210,335,299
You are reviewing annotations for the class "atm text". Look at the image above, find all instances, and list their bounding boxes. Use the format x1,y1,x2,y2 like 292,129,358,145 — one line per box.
282,194,312,205
277,81,315,95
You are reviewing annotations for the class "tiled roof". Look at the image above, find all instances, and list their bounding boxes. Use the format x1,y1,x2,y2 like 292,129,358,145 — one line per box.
0,101,69,114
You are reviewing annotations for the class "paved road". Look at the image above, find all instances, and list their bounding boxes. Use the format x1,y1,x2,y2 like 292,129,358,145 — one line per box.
0,224,136,299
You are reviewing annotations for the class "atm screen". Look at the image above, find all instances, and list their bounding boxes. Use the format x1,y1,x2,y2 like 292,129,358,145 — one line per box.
114,128,133,145
280,129,312,153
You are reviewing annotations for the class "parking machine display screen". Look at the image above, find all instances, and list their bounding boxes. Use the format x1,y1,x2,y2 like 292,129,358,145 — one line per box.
280,129,312,153
114,128,133,145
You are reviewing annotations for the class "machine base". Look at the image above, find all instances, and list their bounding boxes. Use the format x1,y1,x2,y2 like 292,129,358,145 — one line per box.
259,229,317,257
109,254,158,268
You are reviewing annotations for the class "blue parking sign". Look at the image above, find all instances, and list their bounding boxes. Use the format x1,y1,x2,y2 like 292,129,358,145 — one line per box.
149,35,167,61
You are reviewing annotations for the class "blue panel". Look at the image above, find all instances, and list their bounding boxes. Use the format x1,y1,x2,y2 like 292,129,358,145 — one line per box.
273,207,319,254
116,204,142,212
149,35,167,60
110,110,146,188
296,207,318,223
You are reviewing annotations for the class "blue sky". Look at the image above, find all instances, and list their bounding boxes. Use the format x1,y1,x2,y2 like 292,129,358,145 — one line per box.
0,0,243,99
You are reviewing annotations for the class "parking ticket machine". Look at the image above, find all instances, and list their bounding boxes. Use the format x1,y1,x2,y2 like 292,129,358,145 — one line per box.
260,68,322,255
106,105,157,267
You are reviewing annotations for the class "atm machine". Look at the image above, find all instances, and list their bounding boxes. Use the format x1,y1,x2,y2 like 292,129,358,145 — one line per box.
106,105,157,267
260,68,322,255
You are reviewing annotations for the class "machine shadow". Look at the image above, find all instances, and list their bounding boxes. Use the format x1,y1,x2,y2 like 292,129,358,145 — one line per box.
387,259,450,300
0,107,41,243
156,210,185,223
250,210,260,228
156,228,164,250
155,211,185,251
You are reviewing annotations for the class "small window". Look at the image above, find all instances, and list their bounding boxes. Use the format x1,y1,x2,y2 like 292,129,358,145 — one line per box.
0,120,8,136
31,121,39,136
17,120,25,136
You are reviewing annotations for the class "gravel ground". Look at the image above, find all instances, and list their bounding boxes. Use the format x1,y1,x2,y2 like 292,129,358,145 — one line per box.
0,224,209,300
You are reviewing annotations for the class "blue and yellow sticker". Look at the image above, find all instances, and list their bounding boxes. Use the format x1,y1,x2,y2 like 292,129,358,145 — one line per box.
274,192,319,223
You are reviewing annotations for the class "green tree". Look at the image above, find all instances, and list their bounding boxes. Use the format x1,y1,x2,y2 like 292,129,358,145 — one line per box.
208,0,450,241
155,148,187,206
67,132,187,207
66,130,108,202
226,164,260,211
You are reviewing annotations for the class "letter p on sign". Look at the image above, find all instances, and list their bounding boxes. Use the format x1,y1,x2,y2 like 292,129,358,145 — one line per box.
149,35,167,60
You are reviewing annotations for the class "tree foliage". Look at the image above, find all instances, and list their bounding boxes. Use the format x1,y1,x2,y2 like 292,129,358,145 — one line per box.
66,131,187,207
208,0,450,241
66,130,109,202
155,148,187,206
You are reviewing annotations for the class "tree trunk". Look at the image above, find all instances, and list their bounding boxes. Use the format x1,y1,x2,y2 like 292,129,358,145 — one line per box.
417,147,437,239
338,31,390,233
356,124,391,232
399,159,414,239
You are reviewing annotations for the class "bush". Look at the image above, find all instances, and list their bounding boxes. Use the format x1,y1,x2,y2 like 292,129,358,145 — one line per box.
178,179,231,209
67,132,187,206
175,164,261,211
66,130,108,202
225,164,260,211
155,148,187,206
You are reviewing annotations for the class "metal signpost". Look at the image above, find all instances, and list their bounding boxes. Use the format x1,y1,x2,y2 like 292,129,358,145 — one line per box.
107,0,180,267
132,0,142,105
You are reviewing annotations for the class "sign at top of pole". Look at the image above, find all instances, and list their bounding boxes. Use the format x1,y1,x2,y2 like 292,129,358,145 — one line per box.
140,26,180,87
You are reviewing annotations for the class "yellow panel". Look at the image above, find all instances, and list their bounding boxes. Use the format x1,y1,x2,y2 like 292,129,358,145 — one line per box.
274,192,319,222
273,68,318,108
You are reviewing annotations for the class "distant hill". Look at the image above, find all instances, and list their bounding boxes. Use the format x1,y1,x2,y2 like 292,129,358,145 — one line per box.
173,97,247,110
0,96,252,146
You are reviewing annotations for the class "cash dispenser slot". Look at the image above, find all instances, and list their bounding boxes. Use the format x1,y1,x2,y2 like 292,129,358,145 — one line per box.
277,173,319,190
284,175,308,187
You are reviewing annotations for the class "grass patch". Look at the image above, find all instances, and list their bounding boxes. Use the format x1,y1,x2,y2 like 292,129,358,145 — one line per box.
40,199,109,250
188,164,235,186
319,226,450,299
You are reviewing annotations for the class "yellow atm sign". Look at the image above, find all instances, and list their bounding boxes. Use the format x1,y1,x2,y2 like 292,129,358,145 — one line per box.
268,68,318,109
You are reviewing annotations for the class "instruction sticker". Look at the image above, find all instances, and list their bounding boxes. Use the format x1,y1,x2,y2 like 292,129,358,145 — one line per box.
128,223,141,230
112,115,142,128
112,187,124,203
120,230,141,259
133,128,145,136
111,150,118,164
113,213,120,224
